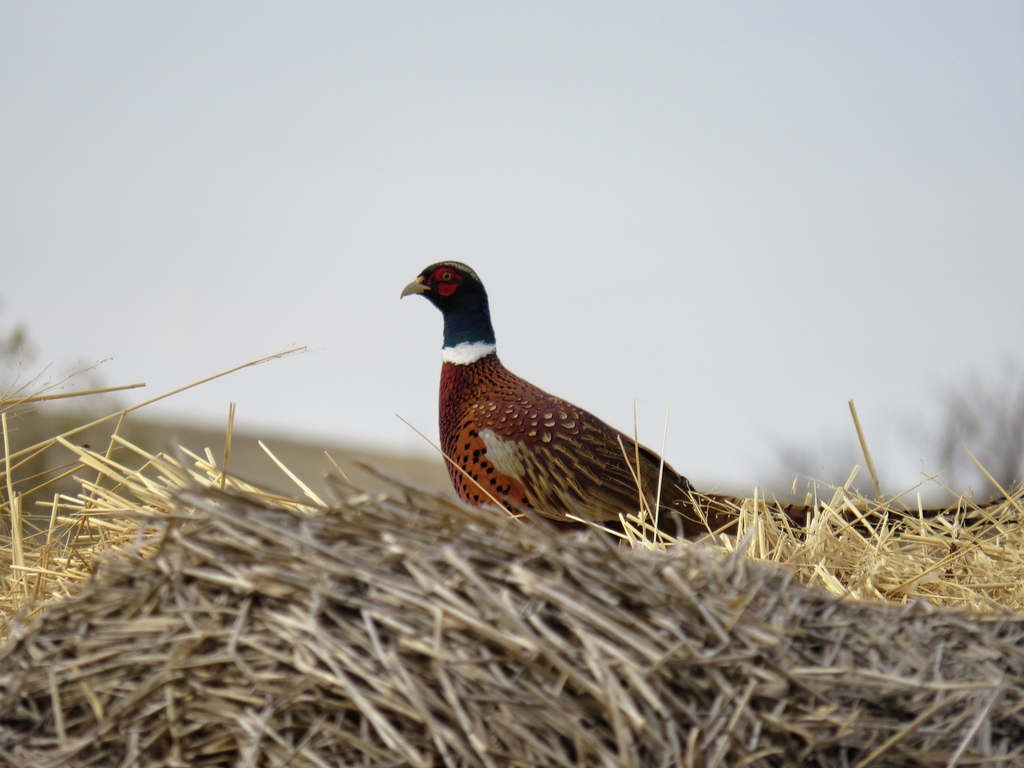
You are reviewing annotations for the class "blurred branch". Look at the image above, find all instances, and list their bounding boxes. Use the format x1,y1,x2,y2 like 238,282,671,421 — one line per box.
931,364,1024,497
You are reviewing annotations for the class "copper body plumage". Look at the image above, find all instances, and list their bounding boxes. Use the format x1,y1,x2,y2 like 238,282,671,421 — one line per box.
439,352,711,536
403,261,713,537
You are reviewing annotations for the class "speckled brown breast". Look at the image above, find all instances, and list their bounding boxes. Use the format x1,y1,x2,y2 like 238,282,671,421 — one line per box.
438,353,578,511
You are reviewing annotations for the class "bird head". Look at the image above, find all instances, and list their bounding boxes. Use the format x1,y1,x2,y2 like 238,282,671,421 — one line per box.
401,262,486,307
402,262,496,349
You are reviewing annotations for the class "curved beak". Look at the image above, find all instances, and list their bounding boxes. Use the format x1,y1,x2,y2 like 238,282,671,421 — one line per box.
400,277,430,298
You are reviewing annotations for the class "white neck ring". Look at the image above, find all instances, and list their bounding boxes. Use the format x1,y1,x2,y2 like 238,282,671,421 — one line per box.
441,341,496,365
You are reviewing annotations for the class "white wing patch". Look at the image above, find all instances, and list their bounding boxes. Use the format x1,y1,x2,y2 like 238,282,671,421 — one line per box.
480,428,526,478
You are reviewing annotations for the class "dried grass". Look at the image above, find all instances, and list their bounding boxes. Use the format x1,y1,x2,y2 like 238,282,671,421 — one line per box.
1,363,1023,766
720,479,1024,615
1,469,1022,766
0,350,303,625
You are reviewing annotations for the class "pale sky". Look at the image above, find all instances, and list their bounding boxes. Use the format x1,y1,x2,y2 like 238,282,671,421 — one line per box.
2,3,1022,495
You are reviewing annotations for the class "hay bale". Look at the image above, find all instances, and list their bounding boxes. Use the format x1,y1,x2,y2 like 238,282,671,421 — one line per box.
2,484,1021,767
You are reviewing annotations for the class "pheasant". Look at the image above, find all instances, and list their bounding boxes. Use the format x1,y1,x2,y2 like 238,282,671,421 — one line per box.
403,262,1016,540
401,261,737,539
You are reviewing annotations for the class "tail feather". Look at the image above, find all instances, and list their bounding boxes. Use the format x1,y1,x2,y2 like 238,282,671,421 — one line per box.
665,490,1022,541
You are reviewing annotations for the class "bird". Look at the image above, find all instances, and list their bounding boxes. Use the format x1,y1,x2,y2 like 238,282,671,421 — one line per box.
402,262,1018,541
401,261,731,539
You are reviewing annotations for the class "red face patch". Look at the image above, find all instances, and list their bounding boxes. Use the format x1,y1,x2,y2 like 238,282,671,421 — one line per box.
430,267,461,297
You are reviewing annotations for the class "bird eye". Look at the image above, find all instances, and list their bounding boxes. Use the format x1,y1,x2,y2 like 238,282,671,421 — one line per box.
441,271,453,281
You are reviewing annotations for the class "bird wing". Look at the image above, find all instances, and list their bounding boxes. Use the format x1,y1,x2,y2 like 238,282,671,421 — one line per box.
480,407,710,534
447,354,719,536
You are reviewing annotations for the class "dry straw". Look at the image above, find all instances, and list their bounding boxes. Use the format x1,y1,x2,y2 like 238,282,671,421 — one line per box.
1,362,1023,766
0,349,304,625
